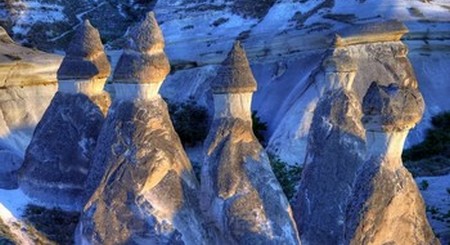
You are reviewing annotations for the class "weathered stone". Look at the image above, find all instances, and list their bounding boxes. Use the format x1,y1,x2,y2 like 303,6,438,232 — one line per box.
113,12,170,84
18,20,111,208
201,43,300,244
334,21,408,47
78,12,212,244
57,20,111,81
0,26,61,189
211,41,257,94
345,82,438,245
293,51,365,245
78,98,212,245
18,92,109,208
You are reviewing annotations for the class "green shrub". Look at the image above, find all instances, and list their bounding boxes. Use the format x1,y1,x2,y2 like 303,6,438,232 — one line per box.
419,180,430,191
403,111,450,161
252,111,268,145
269,154,303,201
167,98,209,147
22,205,79,245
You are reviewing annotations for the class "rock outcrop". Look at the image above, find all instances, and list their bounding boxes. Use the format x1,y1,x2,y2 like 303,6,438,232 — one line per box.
18,20,111,208
78,12,211,245
0,26,61,189
344,82,439,245
200,41,300,244
293,50,365,245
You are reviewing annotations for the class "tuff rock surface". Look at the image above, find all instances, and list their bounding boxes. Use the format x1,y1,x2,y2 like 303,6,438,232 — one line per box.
293,51,365,245
201,42,300,244
18,20,111,208
345,82,439,245
78,12,212,245
0,26,61,189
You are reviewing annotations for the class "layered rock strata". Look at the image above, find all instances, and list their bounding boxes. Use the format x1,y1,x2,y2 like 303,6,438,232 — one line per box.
78,12,211,245
18,20,111,208
345,82,439,245
293,51,365,245
0,26,61,189
201,41,300,244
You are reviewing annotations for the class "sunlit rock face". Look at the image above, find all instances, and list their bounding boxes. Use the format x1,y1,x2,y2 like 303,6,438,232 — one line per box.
0,26,61,189
18,20,111,209
293,51,365,245
345,82,438,245
78,12,212,245
201,42,300,244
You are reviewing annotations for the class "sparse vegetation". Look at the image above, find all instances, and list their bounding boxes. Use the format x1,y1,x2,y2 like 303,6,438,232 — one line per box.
22,204,80,245
403,111,450,177
269,154,303,201
419,180,430,191
252,111,268,146
167,98,209,147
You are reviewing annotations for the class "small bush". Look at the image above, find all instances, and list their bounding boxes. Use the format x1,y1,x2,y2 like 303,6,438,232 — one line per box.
22,205,79,245
419,180,430,191
269,154,303,201
252,111,268,145
167,98,209,147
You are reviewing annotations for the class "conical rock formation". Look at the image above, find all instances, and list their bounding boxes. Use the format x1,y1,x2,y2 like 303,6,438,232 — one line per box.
201,42,300,244
18,20,111,209
78,12,212,245
293,50,365,245
345,82,439,245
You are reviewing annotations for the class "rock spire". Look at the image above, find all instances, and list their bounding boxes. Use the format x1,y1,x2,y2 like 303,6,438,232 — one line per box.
78,12,212,245
345,82,438,244
201,42,300,244
293,51,365,244
18,20,111,209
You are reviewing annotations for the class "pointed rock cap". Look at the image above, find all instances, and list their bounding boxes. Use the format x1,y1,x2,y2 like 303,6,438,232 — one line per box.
57,20,111,80
212,41,257,94
112,12,170,84
362,82,424,132
129,11,165,53
0,27,14,43
323,51,357,72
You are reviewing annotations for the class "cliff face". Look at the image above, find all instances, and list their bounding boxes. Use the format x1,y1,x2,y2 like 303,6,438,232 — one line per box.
345,82,438,245
0,27,61,189
201,42,300,244
78,13,211,245
18,20,111,209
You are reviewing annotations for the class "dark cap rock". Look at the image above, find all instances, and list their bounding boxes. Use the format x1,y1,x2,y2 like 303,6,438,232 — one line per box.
113,12,170,84
334,21,408,47
57,20,111,80
212,41,257,94
362,82,424,132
